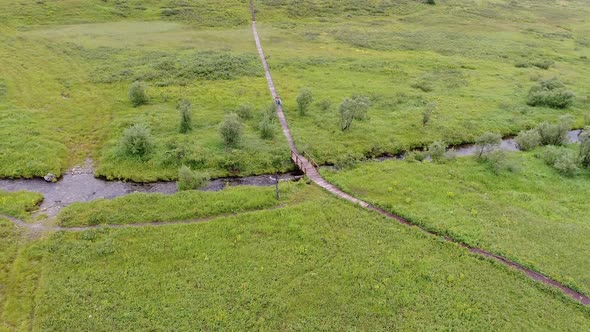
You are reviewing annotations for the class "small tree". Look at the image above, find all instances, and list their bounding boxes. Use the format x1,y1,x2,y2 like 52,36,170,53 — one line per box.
128,81,148,107
475,132,502,158
427,141,446,163
579,127,590,168
177,165,209,191
235,104,253,120
220,113,243,147
515,129,541,151
259,116,274,139
537,114,574,146
296,88,313,115
339,96,370,131
119,123,154,157
178,99,193,134
541,146,578,176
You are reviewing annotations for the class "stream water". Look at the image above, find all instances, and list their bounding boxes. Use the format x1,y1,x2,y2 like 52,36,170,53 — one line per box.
0,160,301,217
376,130,582,161
0,130,582,217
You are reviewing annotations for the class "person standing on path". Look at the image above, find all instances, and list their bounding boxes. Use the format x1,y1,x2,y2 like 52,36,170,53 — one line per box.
274,95,282,106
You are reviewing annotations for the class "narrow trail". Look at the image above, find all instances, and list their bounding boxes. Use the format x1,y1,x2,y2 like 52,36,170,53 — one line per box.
248,0,590,306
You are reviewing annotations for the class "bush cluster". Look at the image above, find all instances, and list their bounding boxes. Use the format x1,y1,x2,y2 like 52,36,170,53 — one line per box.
526,78,575,109
177,165,209,191
540,146,579,176
475,132,502,158
235,104,253,120
119,123,154,157
579,127,590,168
128,81,148,107
296,88,313,115
220,113,243,147
514,129,541,151
334,153,363,170
96,52,261,85
177,99,192,134
515,115,574,149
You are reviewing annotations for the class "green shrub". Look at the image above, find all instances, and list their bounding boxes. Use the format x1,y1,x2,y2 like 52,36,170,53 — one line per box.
119,123,154,157
532,59,555,70
537,115,574,146
411,80,433,92
296,88,313,115
475,132,502,158
425,0,436,4
515,129,541,150
540,145,565,166
235,104,253,120
406,150,427,162
539,145,578,176
579,127,590,168
177,99,192,134
482,151,519,174
317,99,331,111
220,113,243,147
553,152,579,176
339,96,370,131
128,81,148,107
217,151,244,173
526,78,575,109
427,141,446,163
334,153,362,170
177,165,209,191
259,117,274,140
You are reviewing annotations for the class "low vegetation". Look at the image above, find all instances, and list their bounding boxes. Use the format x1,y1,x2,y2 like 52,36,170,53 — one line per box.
527,78,575,109
339,95,370,131
118,123,154,158
57,183,305,227
2,187,589,330
0,190,43,219
177,165,208,191
177,99,193,134
128,81,149,107
323,152,590,296
296,88,313,115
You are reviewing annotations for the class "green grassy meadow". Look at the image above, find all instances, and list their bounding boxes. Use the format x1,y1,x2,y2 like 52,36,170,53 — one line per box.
2,0,590,329
56,182,305,227
0,185,589,330
0,0,291,181
0,191,43,220
322,151,590,295
256,0,590,162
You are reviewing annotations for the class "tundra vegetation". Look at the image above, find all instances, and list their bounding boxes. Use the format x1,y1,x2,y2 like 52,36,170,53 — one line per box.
1,0,590,330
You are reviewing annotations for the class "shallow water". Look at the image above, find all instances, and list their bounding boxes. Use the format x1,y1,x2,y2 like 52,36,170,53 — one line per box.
0,160,301,217
376,130,582,161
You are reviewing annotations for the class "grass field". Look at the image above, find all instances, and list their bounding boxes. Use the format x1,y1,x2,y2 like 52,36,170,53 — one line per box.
0,191,43,220
56,182,305,227
2,1,590,329
255,0,590,163
322,150,590,296
0,185,588,330
0,0,291,181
